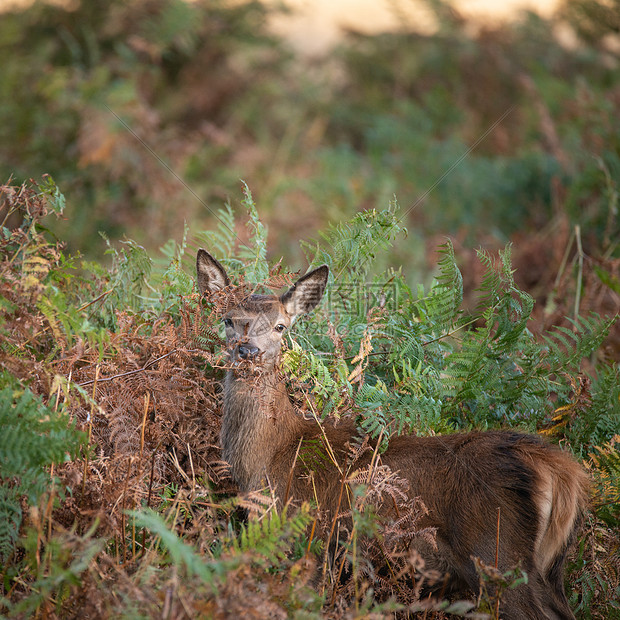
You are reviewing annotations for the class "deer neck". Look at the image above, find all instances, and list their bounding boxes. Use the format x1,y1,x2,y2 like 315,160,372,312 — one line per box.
221,367,302,492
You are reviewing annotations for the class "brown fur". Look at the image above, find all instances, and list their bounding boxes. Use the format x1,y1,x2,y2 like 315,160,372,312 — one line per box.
197,249,590,620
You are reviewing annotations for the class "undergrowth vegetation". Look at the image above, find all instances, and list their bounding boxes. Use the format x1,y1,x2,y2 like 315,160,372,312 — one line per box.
0,179,618,618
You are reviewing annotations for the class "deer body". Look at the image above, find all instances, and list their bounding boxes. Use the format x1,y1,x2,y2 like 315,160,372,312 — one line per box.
220,354,357,515
197,249,589,620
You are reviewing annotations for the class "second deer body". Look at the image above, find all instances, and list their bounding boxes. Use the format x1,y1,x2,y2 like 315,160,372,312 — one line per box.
197,249,589,620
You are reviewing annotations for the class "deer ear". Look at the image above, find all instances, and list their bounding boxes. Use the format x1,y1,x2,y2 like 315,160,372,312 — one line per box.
196,249,230,295
281,265,329,319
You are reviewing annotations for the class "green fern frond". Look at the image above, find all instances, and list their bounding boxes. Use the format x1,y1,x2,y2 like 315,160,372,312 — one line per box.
387,323,425,367
238,182,269,283
355,380,389,437
591,438,620,484
0,381,84,560
0,487,23,564
130,508,218,586
37,295,66,347
474,244,518,319
282,342,348,416
355,366,444,439
101,236,153,320
303,201,402,280
36,175,66,217
542,313,613,372
588,436,620,526
233,505,312,565
435,239,463,318
194,203,238,265
579,365,620,448
491,288,534,354
474,248,502,314
415,240,463,335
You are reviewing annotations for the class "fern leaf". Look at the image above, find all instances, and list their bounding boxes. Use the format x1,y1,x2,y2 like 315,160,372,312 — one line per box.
303,201,402,280
0,487,22,563
195,202,237,262
0,383,84,560
588,436,620,526
415,240,463,335
131,508,217,585
238,182,269,282
233,505,312,565
543,314,613,372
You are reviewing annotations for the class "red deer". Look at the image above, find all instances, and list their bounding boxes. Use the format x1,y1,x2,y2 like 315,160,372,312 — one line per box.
196,248,589,620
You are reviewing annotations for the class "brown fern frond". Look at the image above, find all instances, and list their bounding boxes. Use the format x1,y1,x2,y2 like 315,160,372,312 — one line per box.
238,489,278,518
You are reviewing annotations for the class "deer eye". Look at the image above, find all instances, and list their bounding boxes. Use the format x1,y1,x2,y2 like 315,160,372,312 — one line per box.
274,323,286,333
223,318,233,328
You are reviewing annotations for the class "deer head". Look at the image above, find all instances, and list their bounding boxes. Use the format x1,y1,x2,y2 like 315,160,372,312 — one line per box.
196,249,329,370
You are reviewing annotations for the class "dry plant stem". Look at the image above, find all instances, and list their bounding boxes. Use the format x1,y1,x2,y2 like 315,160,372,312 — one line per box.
421,315,479,347
553,231,575,290
495,507,500,568
77,350,180,387
51,377,62,412
330,478,365,608
366,427,384,485
495,506,501,620
283,437,303,507
437,574,450,607
0,204,18,229
187,443,196,496
147,448,157,510
306,395,351,592
35,462,55,586
309,405,344,478
142,447,158,557
339,431,386,608
46,380,63,544
77,288,113,313
46,464,55,542
306,517,318,558
332,526,353,607
391,494,401,519
120,456,134,565
176,583,193,619
139,392,150,464
81,365,99,498
169,447,191,485
162,571,174,620
133,393,149,563
136,394,150,558
306,473,320,557
310,403,360,596
323,474,347,589
574,225,584,322
379,550,400,593
353,526,359,613
132,516,137,563
4,224,34,272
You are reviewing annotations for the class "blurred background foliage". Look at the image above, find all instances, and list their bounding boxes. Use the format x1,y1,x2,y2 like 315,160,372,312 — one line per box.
1,0,618,269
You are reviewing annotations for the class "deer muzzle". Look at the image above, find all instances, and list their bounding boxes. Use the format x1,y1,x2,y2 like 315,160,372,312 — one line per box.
238,344,260,359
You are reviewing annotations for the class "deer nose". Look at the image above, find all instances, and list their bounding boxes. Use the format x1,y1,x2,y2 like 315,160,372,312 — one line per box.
238,345,260,359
